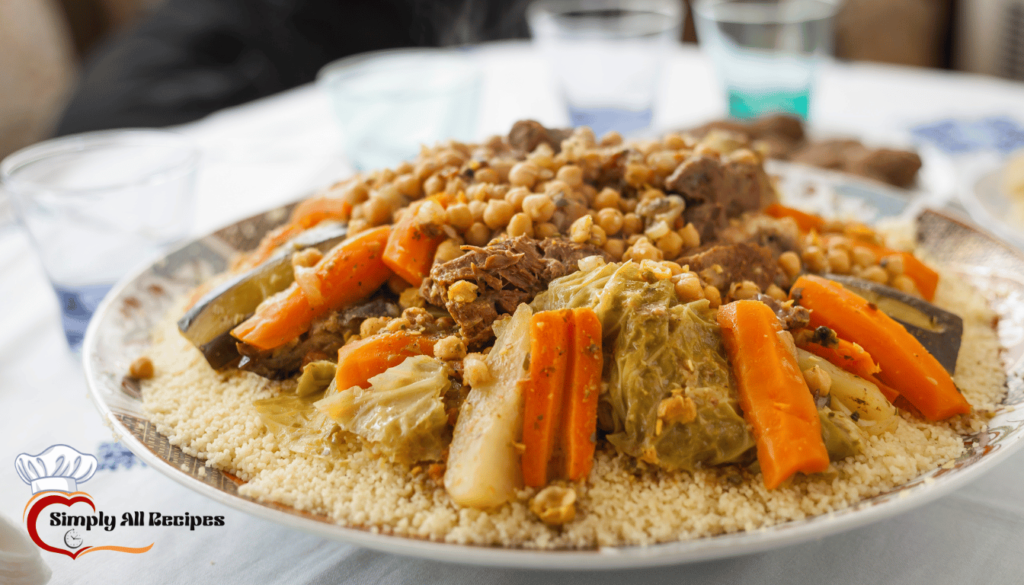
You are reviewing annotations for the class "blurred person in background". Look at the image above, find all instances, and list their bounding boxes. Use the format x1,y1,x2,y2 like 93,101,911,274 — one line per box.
55,0,533,135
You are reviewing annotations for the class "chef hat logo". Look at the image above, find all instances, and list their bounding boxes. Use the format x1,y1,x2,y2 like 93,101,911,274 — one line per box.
15,445,98,494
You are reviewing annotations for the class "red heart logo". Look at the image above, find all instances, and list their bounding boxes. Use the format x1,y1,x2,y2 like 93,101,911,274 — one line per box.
25,492,96,560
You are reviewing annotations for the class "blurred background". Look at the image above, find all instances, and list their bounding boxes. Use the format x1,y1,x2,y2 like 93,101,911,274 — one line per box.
3,0,1023,160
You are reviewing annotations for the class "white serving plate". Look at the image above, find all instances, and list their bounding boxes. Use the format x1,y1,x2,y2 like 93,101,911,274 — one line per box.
83,164,1024,570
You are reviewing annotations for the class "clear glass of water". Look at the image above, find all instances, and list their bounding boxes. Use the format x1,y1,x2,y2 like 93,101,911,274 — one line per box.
1,130,199,352
318,49,482,170
528,0,684,138
693,0,839,120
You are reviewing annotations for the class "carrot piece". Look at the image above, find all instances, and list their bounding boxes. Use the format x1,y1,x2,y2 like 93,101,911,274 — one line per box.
231,226,393,350
560,308,603,482
334,332,437,390
290,194,352,229
235,223,305,272
383,194,450,286
798,336,900,402
521,310,572,488
764,203,826,233
823,234,939,301
791,275,970,420
717,301,830,490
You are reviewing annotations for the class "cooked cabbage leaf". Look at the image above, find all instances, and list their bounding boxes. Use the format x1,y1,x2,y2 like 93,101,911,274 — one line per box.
315,355,450,464
608,299,756,471
295,360,337,397
253,386,346,458
532,260,667,340
818,407,863,461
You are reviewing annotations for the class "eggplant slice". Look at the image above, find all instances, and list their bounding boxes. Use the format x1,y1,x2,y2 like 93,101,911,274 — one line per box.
178,222,349,368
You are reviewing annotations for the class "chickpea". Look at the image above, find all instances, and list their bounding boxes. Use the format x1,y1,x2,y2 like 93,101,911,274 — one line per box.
663,132,689,150
466,183,489,202
340,182,370,206
679,223,701,249
599,130,623,146
704,285,722,308
468,199,487,222
778,251,802,279
596,208,624,236
656,230,684,259
415,199,446,227
448,280,479,304
483,199,514,230
363,197,392,225
766,284,788,301
801,246,828,273
881,254,905,276
622,213,644,236
730,280,761,300
892,274,919,296
826,248,851,274
852,246,876,268
508,161,540,188
522,194,555,223
593,188,621,210
624,163,651,187
423,173,445,196
535,222,560,238
435,238,465,263
129,356,154,379
415,159,440,181
570,214,594,244
393,173,421,198
465,222,491,247
445,203,474,232
433,336,468,361
673,272,704,302
624,237,663,262
507,212,534,238
589,224,607,247
473,167,499,184
603,238,625,260
645,220,671,241
504,186,530,212
555,164,583,187
862,265,888,283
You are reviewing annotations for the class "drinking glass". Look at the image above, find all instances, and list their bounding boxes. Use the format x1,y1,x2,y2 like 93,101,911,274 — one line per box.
318,49,482,170
1,130,199,352
693,0,839,120
528,0,684,137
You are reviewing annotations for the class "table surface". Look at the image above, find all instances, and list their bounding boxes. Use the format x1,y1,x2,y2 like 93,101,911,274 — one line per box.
3,41,1024,584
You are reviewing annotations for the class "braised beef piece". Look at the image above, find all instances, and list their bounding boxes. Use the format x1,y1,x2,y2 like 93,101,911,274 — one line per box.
677,243,777,293
754,293,810,330
237,298,399,379
507,120,573,154
421,236,609,346
663,154,775,245
847,148,923,189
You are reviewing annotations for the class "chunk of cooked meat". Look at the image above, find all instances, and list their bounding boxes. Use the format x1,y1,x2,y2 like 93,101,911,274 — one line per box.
237,298,399,379
664,153,775,231
507,120,573,154
678,243,778,293
754,293,810,330
847,148,923,188
682,203,727,246
421,236,609,346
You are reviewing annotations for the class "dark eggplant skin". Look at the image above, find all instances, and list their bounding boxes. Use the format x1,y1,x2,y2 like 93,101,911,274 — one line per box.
178,222,348,369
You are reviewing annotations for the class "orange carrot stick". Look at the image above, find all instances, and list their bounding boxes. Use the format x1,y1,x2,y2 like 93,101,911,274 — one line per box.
334,332,437,390
560,308,603,482
798,336,899,402
521,310,572,488
231,226,392,350
290,194,352,229
791,275,970,420
764,203,826,233
383,194,450,286
717,300,830,490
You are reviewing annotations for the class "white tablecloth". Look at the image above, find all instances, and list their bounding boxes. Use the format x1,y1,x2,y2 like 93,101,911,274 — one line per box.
3,41,1024,584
